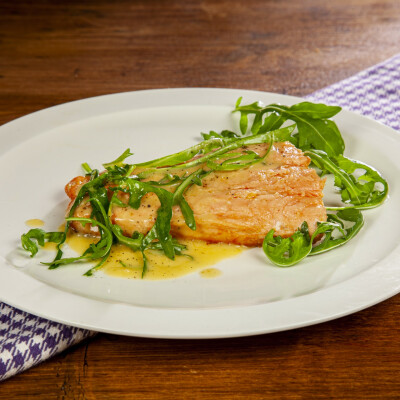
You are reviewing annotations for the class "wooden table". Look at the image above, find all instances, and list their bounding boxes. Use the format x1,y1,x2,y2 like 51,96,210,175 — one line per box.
1,1,400,398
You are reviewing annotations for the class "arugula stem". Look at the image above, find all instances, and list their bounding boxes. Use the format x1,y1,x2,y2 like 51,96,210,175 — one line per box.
81,163,92,173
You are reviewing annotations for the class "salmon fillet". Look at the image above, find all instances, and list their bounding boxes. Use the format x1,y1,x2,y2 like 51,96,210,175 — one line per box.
65,142,327,247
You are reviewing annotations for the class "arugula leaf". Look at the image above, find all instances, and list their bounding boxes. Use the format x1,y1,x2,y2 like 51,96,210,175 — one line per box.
235,101,344,157
289,102,342,119
136,125,293,172
306,149,388,209
262,209,364,267
257,113,285,134
112,178,175,260
262,223,311,267
152,126,295,173
103,148,133,168
81,162,92,174
201,130,240,141
206,151,262,171
21,229,64,257
172,168,210,230
43,217,113,275
310,208,364,255
135,139,227,169
107,218,142,252
147,238,189,256
146,173,184,187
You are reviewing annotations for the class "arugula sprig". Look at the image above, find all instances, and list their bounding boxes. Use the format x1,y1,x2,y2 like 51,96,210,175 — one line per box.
136,125,294,173
235,98,388,210
21,229,64,257
103,148,133,168
46,218,113,275
262,208,364,267
310,208,364,255
111,178,175,259
306,150,388,209
234,98,344,157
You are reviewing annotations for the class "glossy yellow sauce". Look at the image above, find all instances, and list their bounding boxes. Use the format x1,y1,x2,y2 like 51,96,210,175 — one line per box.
25,219,44,227
65,233,243,280
200,268,222,278
43,241,58,251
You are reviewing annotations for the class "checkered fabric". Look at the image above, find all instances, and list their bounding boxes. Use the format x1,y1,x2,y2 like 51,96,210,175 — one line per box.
1,54,400,381
0,303,94,381
306,54,400,131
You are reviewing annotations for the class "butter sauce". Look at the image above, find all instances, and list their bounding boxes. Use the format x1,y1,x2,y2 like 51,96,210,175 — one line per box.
25,219,44,227
26,219,59,250
63,233,243,280
200,268,222,278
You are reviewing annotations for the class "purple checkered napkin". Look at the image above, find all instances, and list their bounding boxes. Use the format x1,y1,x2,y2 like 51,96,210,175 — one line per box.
306,54,400,131
1,54,400,382
0,303,94,381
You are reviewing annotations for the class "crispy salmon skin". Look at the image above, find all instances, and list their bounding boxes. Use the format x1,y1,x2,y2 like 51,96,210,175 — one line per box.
65,142,326,247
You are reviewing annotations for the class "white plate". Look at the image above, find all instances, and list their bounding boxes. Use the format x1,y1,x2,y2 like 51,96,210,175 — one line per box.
1,88,399,339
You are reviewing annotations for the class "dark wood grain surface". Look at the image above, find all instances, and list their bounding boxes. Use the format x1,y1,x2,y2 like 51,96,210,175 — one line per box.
1,1,400,399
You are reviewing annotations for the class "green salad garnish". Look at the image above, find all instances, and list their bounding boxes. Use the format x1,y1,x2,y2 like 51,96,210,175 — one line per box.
21,98,388,276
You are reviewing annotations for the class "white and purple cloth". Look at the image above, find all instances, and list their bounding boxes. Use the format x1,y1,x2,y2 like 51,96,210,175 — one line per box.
0,303,94,381
1,54,400,381
307,54,400,131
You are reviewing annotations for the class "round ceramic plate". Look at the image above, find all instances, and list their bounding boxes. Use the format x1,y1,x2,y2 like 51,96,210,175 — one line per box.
0,88,399,338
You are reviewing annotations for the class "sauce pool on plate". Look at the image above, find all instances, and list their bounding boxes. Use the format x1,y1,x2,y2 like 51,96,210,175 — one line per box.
25,219,44,227
62,233,243,280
